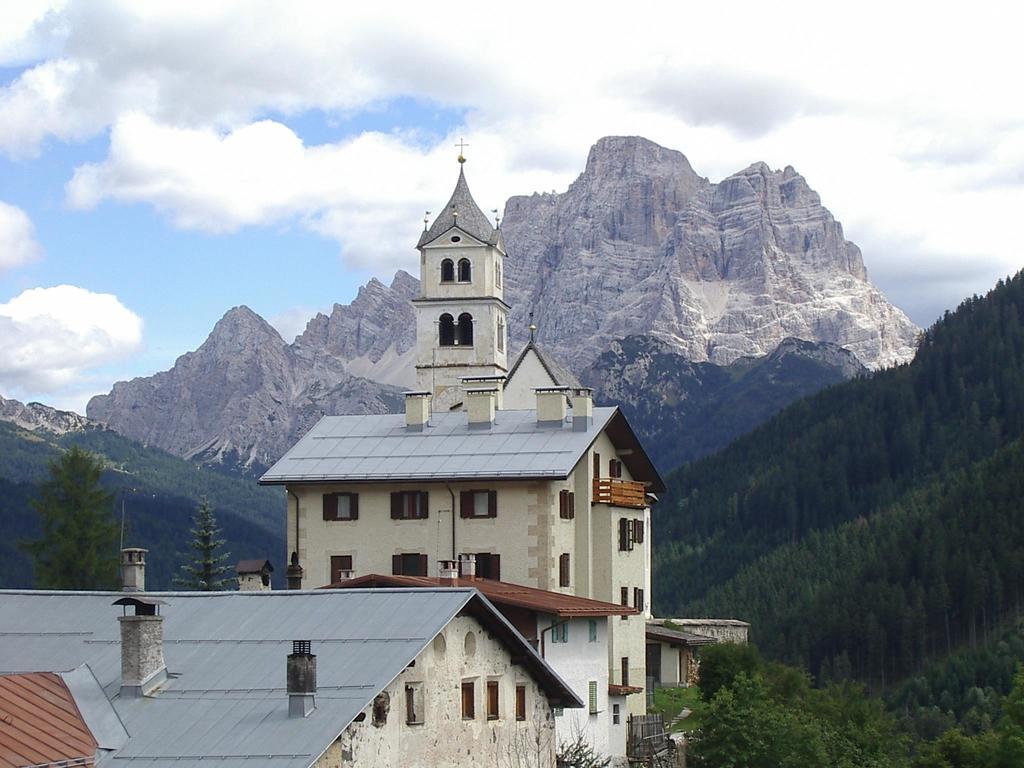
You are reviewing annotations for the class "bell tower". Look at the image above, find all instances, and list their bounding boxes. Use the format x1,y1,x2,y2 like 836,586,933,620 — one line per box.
413,150,509,410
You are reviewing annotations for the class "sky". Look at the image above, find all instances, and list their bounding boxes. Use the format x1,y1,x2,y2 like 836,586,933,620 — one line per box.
0,1,1022,413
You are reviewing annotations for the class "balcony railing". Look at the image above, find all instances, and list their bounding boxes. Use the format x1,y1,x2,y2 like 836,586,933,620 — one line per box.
592,478,647,509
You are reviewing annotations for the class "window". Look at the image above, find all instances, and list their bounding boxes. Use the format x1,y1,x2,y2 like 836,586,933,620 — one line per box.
322,492,358,521
621,657,630,687
391,491,429,520
515,685,526,721
633,518,645,544
458,258,471,282
392,553,428,576
588,619,598,642
460,490,497,519
612,703,620,725
633,587,645,613
405,684,423,725
609,459,623,478
469,552,501,580
330,555,353,583
487,680,499,720
558,490,575,520
559,553,570,587
372,691,390,727
593,452,600,480
441,258,455,283
497,317,505,353
550,621,568,643
461,681,475,720
439,313,455,346
457,313,474,346
619,518,634,551
588,680,598,715
620,587,629,620
496,260,502,287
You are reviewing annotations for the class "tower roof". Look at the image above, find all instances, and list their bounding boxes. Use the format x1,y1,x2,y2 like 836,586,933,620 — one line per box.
418,165,499,248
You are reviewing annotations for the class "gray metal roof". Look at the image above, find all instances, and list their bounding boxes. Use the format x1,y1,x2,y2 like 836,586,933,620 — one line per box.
417,165,499,248
0,588,578,768
259,407,619,485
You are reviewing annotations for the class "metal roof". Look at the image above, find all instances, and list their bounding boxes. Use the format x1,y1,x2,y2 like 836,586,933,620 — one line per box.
417,166,499,249
0,589,579,768
0,671,98,768
328,575,639,618
259,407,620,485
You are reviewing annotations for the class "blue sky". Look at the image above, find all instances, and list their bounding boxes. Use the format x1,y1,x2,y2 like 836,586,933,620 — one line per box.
1,2,1022,412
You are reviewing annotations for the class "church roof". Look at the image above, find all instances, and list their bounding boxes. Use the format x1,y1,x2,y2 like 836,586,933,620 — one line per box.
417,165,500,248
506,340,581,389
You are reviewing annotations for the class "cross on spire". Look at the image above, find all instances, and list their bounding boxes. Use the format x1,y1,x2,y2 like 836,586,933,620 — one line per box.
455,137,468,164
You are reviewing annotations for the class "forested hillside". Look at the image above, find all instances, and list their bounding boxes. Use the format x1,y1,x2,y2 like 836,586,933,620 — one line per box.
654,270,1024,684
0,422,286,589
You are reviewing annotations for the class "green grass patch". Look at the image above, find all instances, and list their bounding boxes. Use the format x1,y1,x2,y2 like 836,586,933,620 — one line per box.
651,685,704,732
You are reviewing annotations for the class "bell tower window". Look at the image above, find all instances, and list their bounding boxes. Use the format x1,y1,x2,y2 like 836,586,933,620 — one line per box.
457,313,474,346
441,259,455,283
458,258,472,282
497,318,505,353
439,313,455,346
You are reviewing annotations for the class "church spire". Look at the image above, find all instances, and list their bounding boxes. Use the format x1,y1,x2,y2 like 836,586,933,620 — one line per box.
417,157,498,249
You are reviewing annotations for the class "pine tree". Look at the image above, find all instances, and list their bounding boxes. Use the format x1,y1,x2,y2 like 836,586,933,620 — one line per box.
20,445,119,589
174,497,232,590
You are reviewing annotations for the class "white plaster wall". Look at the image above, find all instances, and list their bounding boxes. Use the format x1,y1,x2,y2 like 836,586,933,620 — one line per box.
321,615,556,768
421,240,504,302
659,643,682,685
502,352,559,410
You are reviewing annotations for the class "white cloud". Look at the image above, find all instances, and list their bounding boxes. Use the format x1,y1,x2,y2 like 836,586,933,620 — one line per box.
269,306,316,342
0,201,42,271
0,0,1020,324
0,285,143,393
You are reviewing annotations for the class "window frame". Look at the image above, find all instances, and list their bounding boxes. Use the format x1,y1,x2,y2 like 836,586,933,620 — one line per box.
405,683,424,725
391,491,429,520
515,684,526,721
457,257,472,283
461,680,476,720
588,680,598,715
439,313,456,346
621,657,629,687
329,555,353,583
486,680,500,721
558,489,575,520
440,258,455,283
588,619,598,642
559,552,571,588
460,489,497,519
392,553,429,577
322,492,359,521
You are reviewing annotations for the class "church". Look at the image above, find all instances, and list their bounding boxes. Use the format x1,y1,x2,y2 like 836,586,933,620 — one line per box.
260,155,665,720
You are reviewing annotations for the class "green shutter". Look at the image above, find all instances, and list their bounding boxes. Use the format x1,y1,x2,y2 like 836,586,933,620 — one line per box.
588,680,598,714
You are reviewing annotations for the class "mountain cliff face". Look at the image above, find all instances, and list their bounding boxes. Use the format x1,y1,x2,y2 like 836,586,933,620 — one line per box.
501,136,918,370
87,304,404,475
0,394,92,434
582,335,865,471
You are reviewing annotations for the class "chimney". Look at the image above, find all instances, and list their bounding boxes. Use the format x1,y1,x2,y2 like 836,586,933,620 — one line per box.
461,375,506,409
571,387,594,432
535,387,569,427
439,560,459,583
287,640,316,718
113,596,167,698
237,559,274,592
405,391,431,432
465,388,497,429
458,553,477,579
120,548,147,592
286,551,304,590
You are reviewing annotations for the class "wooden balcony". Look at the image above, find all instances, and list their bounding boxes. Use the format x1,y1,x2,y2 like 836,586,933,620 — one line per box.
592,478,647,509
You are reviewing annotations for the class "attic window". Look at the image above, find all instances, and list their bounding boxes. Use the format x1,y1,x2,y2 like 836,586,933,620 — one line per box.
450,235,462,242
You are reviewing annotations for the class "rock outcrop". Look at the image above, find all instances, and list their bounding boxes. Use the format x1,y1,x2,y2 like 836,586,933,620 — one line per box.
0,394,92,434
501,136,919,370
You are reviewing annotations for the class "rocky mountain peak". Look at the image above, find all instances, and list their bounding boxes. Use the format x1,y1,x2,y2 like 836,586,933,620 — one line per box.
0,394,92,434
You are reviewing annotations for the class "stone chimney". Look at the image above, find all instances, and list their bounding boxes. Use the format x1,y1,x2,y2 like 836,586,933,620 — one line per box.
236,559,273,592
120,548,147,592
466,388,497,429
439,559,459,584
535,387,569,427
461,375,505,409
458,553,477,579
288,640,316,718
113,596,167,698
286,551,304,591
405,391,431,432
571,387,594,432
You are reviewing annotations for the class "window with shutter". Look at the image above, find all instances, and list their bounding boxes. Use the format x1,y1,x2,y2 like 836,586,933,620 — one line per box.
461,490,496,518
588,619,598,642
633,587,644,612
323,493,358,521
330,555,353,583
392,491,428,519
620,586,629,620
515,685,526,721
619,517,633,551
487,681,499,720
323,493,337,521
487,490,497,518
588,680,598,714
559,553,570,587
593,452,600,480
392,554,401,575
621,657,629,687
633,518,644,543
461,681,475,719
568,492,575,519
472,553,500,581
393,553,428,576
405,684,423,725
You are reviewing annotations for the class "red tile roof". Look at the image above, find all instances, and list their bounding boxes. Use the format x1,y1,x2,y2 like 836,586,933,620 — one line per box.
325,574,639,617
0,672,97,768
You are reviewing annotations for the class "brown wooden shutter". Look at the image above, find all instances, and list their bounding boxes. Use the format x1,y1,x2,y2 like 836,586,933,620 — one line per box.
593,452,600,480
348,494,359,520
418,491,429,519
569,492,575,519
462,681,475,719
391,492,402,519
634,518,643,542
621,586,629,606
621,657,629,687
559,553,570,587
392,554,402,575
460,491,472,518
558,490,566,519
618,518,629,551
417,554,428,576
323,493,337,521
491,554,500,581
487,490,497,518
515,685,526,721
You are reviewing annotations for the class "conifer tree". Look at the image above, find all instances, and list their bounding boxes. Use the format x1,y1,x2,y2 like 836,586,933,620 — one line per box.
20,445,119,589
174,497,232,590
